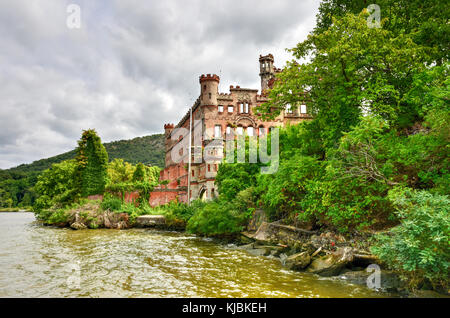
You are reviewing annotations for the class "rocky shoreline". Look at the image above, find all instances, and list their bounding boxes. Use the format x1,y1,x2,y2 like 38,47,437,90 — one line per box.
42,208,447,298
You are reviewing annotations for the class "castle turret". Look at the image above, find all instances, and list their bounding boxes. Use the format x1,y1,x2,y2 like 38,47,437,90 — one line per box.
259,54,275,92
164,123,174,158
199,74,219,107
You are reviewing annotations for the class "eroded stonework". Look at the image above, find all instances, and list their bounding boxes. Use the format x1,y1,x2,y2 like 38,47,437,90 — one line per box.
149,54,311,206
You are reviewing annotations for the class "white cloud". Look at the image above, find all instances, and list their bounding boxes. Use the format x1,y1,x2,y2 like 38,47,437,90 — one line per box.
0,0,320,169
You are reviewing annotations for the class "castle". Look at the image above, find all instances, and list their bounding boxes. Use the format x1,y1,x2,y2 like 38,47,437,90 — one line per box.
148,54,311,206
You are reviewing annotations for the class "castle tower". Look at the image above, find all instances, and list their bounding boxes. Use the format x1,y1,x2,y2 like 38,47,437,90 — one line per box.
199,74,220,107
163,123,174,162
259,54,275,92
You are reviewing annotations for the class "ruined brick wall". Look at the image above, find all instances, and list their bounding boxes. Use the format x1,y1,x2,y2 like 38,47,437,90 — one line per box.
155,54,312,206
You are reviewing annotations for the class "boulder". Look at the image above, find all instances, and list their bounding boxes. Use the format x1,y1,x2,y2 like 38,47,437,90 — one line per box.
247,209,268,231
251,221,317,245
103,211,130,229
70,222,87,230
261,245,285,257
307,247,354,277
284,251,311,270
252,222,271,242
246,248,267,257
135,215,166,227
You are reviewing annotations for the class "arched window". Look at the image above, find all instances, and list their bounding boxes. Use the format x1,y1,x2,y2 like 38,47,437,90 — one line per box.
226,125,232,135
236,126,243,135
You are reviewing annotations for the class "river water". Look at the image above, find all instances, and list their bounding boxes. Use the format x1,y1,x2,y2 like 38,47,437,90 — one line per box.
0,212,388,298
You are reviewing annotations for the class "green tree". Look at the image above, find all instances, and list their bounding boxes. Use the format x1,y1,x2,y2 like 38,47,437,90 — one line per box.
145,165,160,184
259,12,428,151
215,163,260,202
75,129,109,197
0,188,13,208
33,159,78,211
314,0,449,65
107,158,135,184
132,163,146,182
372,188,450,290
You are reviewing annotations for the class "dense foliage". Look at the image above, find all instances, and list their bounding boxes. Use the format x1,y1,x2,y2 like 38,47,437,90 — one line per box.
33,160,79,211
0,134,164,207
371,188,449,291
186,194,255,237
9,0,450,291
75,129,109,197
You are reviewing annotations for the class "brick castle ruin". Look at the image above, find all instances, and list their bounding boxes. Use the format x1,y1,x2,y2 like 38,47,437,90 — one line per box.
149,54,311,206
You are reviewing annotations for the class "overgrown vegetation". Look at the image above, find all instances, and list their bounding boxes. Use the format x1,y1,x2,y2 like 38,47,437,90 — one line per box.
32,130,161,227
11,0,450,291
181,1,449,289
75,129,109,197
371,188,449,291
0,134,164,208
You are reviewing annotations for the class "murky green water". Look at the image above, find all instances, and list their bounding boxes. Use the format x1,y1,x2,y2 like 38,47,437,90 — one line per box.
0,212,389,297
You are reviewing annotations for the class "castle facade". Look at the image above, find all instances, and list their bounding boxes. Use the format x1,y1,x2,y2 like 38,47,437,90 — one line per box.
149,54,310,206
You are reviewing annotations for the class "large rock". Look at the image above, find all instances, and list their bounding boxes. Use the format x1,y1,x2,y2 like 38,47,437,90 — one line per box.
103,211,130,229
247,209,268,232
284,251,311,270
251,221,317,245
135,215,166,227
239,243,284,257
70,222,87,230
307,247,354,277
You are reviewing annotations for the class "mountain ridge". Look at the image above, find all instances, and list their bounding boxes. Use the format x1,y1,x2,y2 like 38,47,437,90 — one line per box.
0,133,165,207
2,133,165,175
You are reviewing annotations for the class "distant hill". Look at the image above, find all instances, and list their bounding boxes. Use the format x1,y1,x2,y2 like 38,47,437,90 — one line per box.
0,133,165,207
3,134,165,176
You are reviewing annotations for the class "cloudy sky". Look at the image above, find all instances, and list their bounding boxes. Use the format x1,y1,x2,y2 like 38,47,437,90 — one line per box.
0,0,320,169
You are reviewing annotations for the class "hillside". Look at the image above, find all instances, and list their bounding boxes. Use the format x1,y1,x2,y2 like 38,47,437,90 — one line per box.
3,134,165,175
0,133,165,207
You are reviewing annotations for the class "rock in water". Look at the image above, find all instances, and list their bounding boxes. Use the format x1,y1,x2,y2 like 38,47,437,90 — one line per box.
70,222,87,230
135,215,166,227
307,247,354,277
284,251,311,270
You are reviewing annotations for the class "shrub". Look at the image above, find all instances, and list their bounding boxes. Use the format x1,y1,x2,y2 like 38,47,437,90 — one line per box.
101,195,122,212
186,199,251,237
257,154,322,222
35,208,70,225
215,163,260,202
371,188,450,290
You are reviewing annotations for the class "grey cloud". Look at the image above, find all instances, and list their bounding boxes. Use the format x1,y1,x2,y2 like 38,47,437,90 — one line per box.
0,0,320,169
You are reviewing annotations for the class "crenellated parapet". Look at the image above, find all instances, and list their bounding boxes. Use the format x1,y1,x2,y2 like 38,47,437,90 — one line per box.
199,74,220,83
200,74,219,107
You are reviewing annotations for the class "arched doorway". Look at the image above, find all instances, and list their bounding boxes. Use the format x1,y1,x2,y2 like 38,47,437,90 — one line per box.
199,186,207,201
